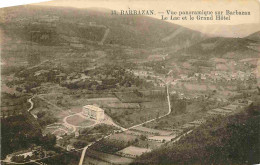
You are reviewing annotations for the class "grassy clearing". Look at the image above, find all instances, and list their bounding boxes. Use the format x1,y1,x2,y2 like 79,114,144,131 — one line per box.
184,83,207,91
115,92,149,103
144,100,211,130
103,98,168,128
66,114,95,127
108,133,138,142
104,91,168,128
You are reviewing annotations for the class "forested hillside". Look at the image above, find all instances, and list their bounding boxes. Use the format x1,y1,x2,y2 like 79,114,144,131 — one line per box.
133,96,260,165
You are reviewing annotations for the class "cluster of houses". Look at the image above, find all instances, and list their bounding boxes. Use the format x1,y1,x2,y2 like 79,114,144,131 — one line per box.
176,70,255,83
206,70,255,82
130,67,255,92
130,69,166,87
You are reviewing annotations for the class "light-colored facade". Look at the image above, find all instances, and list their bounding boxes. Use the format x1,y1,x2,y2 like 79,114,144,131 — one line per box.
82,105,105,121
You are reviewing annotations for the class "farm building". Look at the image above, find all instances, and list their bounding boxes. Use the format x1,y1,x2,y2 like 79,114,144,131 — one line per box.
116,146,151,158
82,105,104,121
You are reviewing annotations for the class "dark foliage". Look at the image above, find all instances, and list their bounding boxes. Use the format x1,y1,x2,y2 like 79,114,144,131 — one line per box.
1,115,57,159
133,99,260,165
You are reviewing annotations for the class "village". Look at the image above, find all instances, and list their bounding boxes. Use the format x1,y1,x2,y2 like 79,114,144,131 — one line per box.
4,65,254,164
1,47,257,164
1,4,259,165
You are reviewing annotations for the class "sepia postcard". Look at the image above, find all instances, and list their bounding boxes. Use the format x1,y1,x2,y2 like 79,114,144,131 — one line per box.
0,0,259,164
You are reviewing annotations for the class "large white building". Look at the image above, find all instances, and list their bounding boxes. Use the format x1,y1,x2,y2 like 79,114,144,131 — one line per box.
82,105,105,121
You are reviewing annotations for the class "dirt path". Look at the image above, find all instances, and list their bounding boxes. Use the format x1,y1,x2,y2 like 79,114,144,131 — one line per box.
62,113,78,133
78,83,172,165
27,96,38,119
98,28,110,45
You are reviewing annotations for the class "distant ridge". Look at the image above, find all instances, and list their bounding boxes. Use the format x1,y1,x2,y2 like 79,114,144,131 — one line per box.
0,5,207,48
245,31,260,42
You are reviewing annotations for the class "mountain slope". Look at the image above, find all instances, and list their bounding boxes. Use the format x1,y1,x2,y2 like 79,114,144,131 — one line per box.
182,23,260,38
0,5,206,48
133,97,260,165
174,36,259,60
245,31,260,42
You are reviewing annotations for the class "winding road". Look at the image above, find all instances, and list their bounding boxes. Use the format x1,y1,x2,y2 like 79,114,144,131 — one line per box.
78,83,172,165
27,96,38,119
63,114,77,133
3,72,172,165
98,28,110,45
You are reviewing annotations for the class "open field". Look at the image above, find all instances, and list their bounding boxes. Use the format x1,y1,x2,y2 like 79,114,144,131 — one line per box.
84,149,134,165
44,123,70,135
144,110,207,130
115,92,149,103
36,86,169,129
104,99,169,128
132,126,173,136
52,129,67,137
108,133,138,142
184,83,207,91
86,97,120,104
104,102,140,109
116,146,151,158
132,139,163,150
66,114,95,127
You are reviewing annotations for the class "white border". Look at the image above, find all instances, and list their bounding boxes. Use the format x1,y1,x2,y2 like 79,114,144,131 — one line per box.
0,0,52,8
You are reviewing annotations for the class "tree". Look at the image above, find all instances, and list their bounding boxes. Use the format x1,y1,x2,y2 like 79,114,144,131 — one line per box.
140,135,147,141
37,111,46,118
41,133,56,149
11,155,25,163
133,89,143,97
73,141,86,148
16,87,23,92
